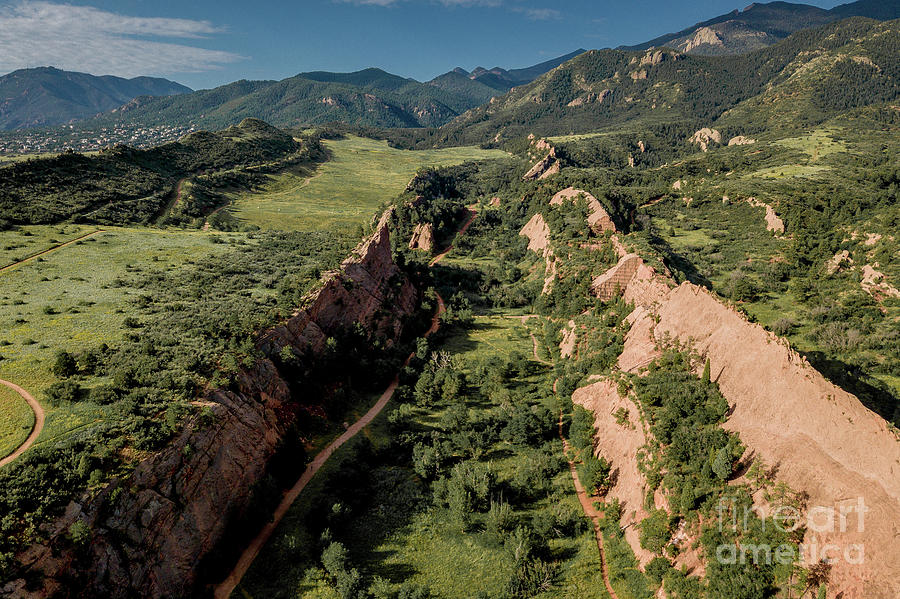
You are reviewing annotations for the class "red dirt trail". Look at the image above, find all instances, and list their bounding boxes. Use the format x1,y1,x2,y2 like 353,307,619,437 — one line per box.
559,413,620,599
216,212,471,598
0,379,44,468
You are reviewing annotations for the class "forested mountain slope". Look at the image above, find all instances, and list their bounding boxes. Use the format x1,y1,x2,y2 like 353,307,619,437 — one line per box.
420,17,900,147
0,67,190,131
623,0,900,55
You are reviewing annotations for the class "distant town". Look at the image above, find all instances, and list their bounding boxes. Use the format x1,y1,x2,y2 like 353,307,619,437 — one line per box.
0,123,197,156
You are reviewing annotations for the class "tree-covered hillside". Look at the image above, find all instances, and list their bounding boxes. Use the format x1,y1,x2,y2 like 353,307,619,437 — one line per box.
623,0,900,55
411,17,900,147
0,119,309,226
0,67,190,131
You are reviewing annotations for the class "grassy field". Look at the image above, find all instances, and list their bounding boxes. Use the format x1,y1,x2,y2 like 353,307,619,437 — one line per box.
0,224,96,269
225,136,506,232
0,384,34,459
0,226,238,453
773,127,847,160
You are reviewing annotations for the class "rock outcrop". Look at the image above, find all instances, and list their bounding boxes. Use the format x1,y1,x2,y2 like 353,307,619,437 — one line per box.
550,187,617,234
728,135,756,146
519,213,551,256
523,141,561,181
591,253,643,301
574,255,900,599
572,379,659,567
408,222,435,253
6,211,419,599
681,26,724,52
689,128,722,152
826,249,853,274
860,264,900,299
519,213,557,293
747,197,785,234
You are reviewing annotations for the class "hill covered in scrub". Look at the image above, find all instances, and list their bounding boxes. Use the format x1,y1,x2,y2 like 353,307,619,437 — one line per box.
0,118,311,227
78,52,584,133
1,7,899,599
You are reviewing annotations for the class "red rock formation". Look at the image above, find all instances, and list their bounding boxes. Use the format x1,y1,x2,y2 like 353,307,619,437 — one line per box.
591,253,643,300
6,210,419,599
408,222,435,253
523,145,560,181
572,379,660,567
550,187,616,234
583,258,900,599
519,213,557,293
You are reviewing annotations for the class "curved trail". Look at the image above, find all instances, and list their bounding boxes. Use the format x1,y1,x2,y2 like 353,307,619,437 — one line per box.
0,379,44,468
429,208,477,266
0,230,104,274
559,413,620,599
216,212,472,598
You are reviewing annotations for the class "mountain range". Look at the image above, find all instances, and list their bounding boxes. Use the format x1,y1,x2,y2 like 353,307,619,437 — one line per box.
0,67,190,130
1,0,899,135
87,52,590,132
623,0,900,55
421,15,900,146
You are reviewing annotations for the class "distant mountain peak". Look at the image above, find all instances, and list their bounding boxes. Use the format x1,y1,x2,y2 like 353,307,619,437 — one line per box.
623,0,900,55
0,67,190,131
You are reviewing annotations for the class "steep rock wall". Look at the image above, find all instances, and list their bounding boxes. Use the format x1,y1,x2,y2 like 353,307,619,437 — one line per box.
593,261,900,599
5,210,418,599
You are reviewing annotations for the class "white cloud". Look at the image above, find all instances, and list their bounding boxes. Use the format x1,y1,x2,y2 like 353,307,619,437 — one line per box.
517,7,561,20
338,0,504,7
0,1,243,78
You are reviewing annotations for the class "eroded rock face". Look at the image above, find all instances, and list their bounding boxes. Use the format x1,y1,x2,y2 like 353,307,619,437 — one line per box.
519,213,557,293
408,222,435,253
681,26,724,52
572,379,659,568
524,141,560,181
524,151,560,181
550,187,617,234
747,197,785,234
591,253,643,301
728,135,756,146
689,128,722,152
8,210,419,599
576,258,900,599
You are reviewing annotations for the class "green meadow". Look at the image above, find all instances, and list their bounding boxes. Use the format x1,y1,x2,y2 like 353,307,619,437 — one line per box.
225,136,506,232
0,385,34,459
0,227,237,452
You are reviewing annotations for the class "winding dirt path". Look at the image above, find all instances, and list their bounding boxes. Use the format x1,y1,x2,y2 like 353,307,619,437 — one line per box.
214,295,445,599
429,208,477,266
216,210,472,598
0,379,44,468
0,230,104,274
559,413,620,599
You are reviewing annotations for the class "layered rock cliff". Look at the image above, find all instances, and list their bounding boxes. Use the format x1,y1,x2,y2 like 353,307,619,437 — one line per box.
5,210,418,599
571,253,900,599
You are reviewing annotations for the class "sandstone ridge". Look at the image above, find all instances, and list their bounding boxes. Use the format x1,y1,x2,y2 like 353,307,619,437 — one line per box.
5,211,419,599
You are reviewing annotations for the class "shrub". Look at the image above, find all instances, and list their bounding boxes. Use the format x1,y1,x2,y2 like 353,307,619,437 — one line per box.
45,380,85,406
51,350,78,378
639,509,671,554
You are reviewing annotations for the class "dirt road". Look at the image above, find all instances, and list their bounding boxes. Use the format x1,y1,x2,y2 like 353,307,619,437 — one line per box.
429,208,477,266
0,230,104,274
216,210,469,597
0,379,44,468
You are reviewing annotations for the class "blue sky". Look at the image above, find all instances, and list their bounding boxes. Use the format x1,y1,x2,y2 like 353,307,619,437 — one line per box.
0,0,847,89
